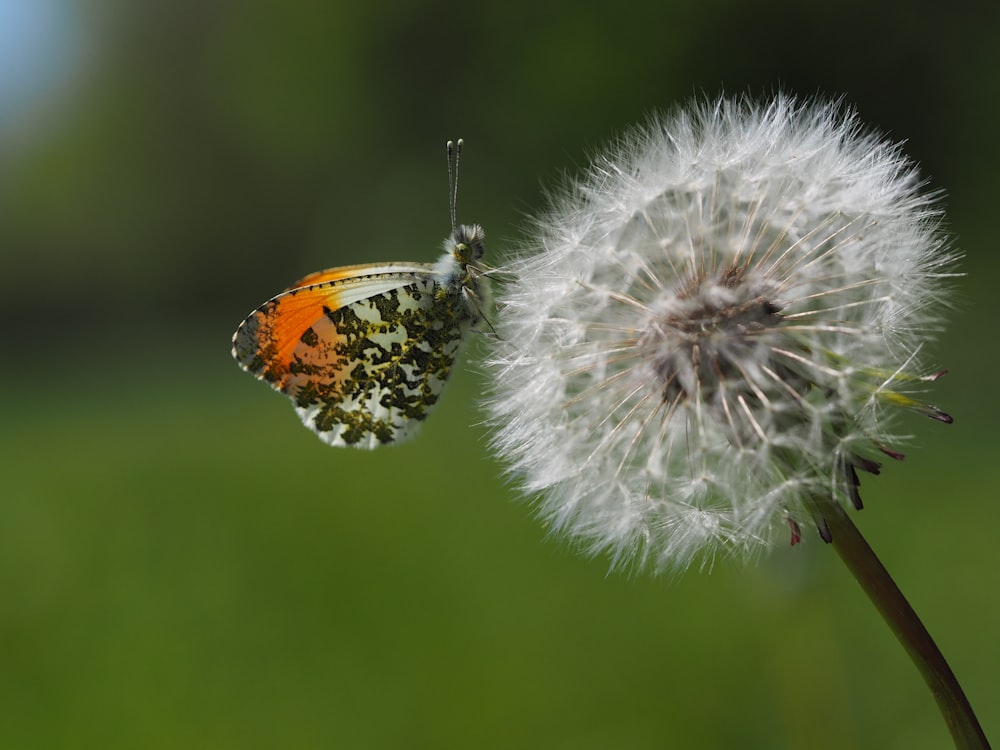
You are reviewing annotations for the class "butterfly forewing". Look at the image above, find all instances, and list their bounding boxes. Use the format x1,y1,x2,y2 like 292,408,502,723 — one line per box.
233,262,479,448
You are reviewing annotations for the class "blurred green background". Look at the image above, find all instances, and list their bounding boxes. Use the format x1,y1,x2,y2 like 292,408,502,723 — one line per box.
1,1,997,748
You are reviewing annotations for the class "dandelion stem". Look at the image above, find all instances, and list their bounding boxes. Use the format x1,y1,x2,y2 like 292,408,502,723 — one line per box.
809,495,991,750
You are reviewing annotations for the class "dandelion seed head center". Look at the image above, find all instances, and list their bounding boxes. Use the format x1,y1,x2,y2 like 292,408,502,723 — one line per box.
639,266,784,402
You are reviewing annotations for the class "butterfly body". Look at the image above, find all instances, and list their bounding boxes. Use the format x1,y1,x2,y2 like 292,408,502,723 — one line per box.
233,223,488,448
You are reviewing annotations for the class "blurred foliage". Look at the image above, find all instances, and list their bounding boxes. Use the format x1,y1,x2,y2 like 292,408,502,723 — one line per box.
1,0,997,748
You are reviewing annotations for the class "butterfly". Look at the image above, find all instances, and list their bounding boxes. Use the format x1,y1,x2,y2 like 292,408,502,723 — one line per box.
232,140,490,448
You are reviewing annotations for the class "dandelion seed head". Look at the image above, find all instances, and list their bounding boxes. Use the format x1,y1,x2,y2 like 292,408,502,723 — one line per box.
485,95,957,572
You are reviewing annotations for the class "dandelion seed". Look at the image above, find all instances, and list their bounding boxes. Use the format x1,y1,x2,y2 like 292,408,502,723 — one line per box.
485,95,958,573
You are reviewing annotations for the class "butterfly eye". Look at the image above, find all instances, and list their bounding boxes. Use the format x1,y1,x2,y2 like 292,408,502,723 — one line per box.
453,241,473,265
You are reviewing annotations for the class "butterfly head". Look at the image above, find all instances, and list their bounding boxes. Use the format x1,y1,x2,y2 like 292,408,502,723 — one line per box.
450,223,486,268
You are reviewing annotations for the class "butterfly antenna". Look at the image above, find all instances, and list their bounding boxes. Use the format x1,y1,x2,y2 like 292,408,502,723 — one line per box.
446,138,463,234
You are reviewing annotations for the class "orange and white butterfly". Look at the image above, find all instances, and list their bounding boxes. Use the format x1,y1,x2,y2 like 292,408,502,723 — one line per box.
232,140,490,448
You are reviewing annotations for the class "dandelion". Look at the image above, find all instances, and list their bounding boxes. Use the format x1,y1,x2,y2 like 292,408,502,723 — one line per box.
485,95,988,747
488,95,954,569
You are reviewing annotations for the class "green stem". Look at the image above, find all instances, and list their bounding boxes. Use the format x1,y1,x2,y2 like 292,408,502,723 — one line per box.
807,495,990,750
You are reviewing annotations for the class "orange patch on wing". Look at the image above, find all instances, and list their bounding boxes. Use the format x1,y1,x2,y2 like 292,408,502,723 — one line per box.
251,283,346,384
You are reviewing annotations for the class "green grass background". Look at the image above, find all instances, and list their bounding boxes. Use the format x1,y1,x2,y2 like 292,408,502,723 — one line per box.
1,1,997,748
